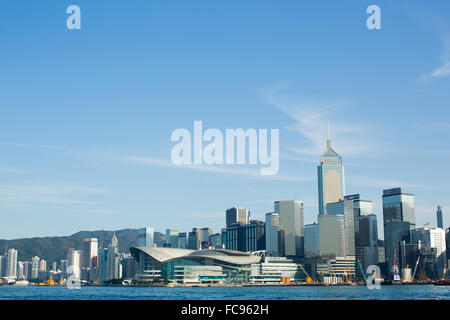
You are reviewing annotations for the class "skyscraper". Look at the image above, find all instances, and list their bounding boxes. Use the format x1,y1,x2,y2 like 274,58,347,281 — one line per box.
31,256,40,280
199,227,213,249
138,227,154,248
0,256,6,277
178,232,189,249
67,249,81,280
382,187,415,275
319,200,355,258
304,223,319,257
382,188,415,230
188,228,200,250
265,212,280,254
317,136,345,215
225,220,265,252
83,238,98,269
5,249,18,279
165,229,179,248
354,214,378,275
437,205,443,229
274,200,304,257
226,207,250,226
107,234,121,281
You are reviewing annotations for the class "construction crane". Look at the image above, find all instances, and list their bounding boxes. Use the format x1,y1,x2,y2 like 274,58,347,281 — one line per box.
412,256,421,281
356,258,367,282
298,264,313,283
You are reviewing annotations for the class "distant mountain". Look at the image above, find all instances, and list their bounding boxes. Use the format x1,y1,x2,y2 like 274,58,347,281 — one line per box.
0,229,166,263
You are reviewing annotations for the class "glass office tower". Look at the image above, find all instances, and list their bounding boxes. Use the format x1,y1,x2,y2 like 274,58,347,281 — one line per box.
317,138,345,215
382,188,415,278
437,205,443,229
274,200,304,257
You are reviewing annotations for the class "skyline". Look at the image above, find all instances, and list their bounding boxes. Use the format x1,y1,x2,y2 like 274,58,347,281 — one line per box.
1,1,450,239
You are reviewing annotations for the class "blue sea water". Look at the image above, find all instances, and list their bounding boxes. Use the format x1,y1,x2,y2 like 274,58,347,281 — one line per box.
1,285,450,300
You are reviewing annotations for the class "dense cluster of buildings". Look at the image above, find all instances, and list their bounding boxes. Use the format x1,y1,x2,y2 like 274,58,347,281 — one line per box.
1,136,448,285
0,236,138,285
129,137,449,284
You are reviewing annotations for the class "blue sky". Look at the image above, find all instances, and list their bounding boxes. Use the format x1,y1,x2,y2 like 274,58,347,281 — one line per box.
1,1,450,239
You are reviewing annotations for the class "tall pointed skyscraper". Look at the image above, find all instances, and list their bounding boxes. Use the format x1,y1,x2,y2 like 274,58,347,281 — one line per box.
317,129,345,215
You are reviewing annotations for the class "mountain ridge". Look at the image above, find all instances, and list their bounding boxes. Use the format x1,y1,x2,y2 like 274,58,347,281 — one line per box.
0,229,166,263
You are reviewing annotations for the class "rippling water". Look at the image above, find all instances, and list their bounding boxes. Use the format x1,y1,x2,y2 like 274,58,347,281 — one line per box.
1,285,450,300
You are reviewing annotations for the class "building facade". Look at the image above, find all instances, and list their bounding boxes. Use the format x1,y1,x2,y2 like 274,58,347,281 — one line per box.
317,138,345,215
138,227,154,248
274,200,304,257
226,207,250,227
304,223,319,257
382,187,415,276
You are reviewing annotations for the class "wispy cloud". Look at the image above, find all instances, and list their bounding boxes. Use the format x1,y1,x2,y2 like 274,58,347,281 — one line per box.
260,83,372,158
0,181,106,207
419,35,450,82
119,155,313,182
0,166,35,174
348,177,431,190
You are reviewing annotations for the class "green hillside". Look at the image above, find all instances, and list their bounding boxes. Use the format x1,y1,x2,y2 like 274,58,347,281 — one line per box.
0,229,166,263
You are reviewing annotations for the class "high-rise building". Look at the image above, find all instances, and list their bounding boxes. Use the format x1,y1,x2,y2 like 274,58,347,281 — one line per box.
225,221,265,252
210,233,222,249
107,234,121,281
382,187,415,275
345,194,372,218
412,226,447,276
83,238,98,269
31,256,40,280
178,232,189,249
67,248,81,280
23,261,32,280
60,260,68,274
274,200,304,257
0,255,6,277
265,212,280,254
165,229,179,248
437,206,443,229
138,227,154,248
383,188,415,230
16,261,25,280
199,228,213,249
317,136,345,215
384,220,411,276
244,221,266,252
354,214,378,276
304,223,319,257
39,259,47,272
226,207,250,227
6,249,18,279
319,200,355,258
188,228,200,250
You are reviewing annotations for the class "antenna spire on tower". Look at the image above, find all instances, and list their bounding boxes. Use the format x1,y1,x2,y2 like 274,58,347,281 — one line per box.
327,122,331,148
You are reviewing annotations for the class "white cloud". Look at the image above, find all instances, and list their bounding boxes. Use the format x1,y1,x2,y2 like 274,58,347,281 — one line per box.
260,83,373,158
0,181,106,207
119,155,314,182
419,36,450,82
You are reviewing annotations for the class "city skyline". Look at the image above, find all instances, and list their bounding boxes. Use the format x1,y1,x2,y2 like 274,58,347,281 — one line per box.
1,1,450,239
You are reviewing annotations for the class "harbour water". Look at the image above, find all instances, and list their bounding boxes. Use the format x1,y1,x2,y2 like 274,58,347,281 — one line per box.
1,285,450,300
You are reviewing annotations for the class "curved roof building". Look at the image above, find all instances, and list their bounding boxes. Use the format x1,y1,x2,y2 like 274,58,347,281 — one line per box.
130,247,261,284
